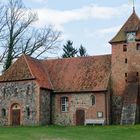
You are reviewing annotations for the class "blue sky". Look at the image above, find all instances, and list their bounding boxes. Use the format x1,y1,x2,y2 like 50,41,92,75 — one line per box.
9,0,140,56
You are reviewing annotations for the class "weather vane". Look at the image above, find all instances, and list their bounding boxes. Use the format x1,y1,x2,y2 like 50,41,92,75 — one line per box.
132,0,135,12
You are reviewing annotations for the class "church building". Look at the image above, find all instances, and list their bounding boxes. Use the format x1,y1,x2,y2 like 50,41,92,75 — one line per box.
0,10,140,126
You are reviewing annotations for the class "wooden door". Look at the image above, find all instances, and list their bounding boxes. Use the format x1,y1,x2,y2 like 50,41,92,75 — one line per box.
12,109,20,126
76,109,85,125
11,104,21,126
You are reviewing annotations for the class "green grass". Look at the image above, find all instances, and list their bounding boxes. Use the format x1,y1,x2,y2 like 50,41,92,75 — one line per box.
0,125,140,140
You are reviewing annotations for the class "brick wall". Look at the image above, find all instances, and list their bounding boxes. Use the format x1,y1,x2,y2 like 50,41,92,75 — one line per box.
112,42,140,95
111,41,140,124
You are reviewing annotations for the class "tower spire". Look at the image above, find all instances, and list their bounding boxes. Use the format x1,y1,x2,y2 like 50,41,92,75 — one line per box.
133,0,135,12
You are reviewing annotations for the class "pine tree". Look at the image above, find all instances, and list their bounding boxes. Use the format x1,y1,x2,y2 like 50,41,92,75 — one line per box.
62,40,78,58
79,45,87,56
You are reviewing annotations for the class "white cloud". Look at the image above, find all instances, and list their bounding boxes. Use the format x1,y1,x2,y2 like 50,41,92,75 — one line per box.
84,25,121,39
33,4,130,30
98,26,121,34
27,0,47,3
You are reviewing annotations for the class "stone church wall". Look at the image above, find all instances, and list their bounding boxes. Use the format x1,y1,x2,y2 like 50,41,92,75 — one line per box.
0,81,39,126
52,92,109,125
39,88,51,125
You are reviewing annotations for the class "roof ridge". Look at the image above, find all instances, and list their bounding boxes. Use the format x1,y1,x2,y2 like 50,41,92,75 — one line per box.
41,61,54,90
23,54,35,79
23,54,54,89
42,54,111,62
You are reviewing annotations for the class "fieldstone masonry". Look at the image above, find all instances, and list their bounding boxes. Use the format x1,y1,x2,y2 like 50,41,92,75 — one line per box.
0,81,38,125
39,88,51,125
121,104,137,125
53,92,109,125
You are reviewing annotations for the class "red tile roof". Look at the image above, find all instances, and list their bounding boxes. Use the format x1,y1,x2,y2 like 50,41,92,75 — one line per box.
110,11,140,44
42,55,111,92
0,55,53,90
0,55,34,81
0,54,111,92
24,55,53,89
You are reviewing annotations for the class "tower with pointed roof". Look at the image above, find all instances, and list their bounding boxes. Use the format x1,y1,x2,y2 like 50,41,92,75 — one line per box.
110,9,140,124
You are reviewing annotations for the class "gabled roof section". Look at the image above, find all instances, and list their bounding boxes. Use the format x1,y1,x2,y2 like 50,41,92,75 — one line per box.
24,55,53,89
42,55,111,92
110,11,140,44
0,55,53,90
0,55,34,82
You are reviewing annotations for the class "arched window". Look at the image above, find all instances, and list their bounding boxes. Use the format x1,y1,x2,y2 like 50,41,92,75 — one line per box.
26,107,30,119
91,95,96,106
61,97,68,112
2,108,6,117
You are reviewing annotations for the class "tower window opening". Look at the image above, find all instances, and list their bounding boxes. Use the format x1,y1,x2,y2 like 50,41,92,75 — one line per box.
125,73,127,77
137,72,139,76
136,43,140,50
123,45,127,52
125,58,127,63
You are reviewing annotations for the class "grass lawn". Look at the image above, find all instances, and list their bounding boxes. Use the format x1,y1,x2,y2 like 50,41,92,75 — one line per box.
0,125,140,140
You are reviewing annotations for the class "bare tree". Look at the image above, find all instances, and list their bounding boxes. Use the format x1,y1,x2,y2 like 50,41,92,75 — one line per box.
0,0,61,71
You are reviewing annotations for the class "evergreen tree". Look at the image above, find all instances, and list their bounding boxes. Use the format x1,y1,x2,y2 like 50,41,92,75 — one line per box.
79,45,87,56
62,40,78,58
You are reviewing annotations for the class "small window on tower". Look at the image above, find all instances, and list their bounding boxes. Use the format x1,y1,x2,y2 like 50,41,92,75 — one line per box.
136,43,140,50
125,73,127,77
125,58,127,63
137,72,139,76
123,45,127,52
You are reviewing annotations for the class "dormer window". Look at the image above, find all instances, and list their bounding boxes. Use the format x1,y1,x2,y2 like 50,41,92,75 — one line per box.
126,32,136,42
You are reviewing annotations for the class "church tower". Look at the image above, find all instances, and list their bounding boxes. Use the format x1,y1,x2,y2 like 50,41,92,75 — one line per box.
110,10,140,124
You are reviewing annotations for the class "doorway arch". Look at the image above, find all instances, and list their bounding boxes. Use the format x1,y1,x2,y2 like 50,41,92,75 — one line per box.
11,103,21,126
